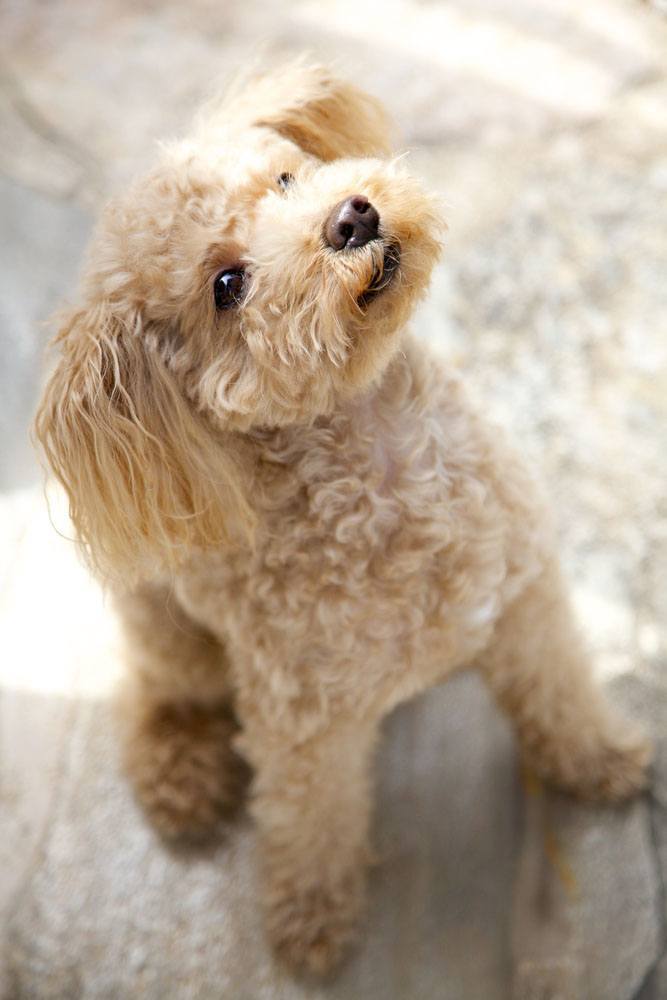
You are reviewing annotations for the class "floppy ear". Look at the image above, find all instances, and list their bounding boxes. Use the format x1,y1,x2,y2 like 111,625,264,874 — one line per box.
225,61,392,161
34,303,254,583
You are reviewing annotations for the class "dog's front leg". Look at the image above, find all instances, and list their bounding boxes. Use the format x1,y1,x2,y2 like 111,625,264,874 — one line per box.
478,557,651,801
114,583,248,840
238,713,378,975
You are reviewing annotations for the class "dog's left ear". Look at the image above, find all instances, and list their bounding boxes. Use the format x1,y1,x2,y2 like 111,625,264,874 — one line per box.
224,61,392,161
34,302,254,584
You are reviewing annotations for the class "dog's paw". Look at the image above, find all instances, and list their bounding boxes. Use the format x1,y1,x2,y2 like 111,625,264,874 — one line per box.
537,727,653,804
265,869,365,976
125,702,250,841
568,733,652,803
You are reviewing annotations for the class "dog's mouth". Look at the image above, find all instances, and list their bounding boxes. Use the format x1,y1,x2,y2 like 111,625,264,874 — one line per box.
357,243,401,308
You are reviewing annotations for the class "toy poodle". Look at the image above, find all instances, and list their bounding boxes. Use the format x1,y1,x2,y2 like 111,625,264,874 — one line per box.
34,61,651,975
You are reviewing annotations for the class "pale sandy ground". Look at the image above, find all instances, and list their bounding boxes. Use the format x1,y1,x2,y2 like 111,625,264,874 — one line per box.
1,1,667,997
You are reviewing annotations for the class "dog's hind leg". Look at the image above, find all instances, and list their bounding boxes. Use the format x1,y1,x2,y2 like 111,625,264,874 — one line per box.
477,557,651,802
114,583,249,841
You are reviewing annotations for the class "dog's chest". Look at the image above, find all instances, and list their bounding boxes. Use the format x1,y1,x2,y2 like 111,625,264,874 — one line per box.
177,391,508,664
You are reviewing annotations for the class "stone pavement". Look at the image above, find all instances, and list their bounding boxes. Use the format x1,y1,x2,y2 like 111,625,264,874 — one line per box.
1,1,666,997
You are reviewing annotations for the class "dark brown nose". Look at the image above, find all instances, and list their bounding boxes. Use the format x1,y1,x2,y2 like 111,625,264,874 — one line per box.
324,196,380,250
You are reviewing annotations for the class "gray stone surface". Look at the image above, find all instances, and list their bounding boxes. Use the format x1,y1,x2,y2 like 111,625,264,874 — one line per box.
1,0,666,997
512,786,660,999
0,176,91,489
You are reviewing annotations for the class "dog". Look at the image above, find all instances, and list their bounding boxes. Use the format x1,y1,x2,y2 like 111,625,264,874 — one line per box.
34,61,651,975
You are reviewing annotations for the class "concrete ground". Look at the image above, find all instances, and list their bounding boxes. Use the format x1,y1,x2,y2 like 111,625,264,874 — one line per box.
1,1,667,997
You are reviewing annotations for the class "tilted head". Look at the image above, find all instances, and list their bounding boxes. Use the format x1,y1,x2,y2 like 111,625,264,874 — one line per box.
35,61,443,581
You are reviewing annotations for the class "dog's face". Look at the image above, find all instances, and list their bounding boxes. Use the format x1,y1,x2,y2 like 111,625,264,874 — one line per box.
35,63,442,579
91,67,441,427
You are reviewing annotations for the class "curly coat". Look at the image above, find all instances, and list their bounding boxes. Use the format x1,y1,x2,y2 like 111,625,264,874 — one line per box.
35,61,650,975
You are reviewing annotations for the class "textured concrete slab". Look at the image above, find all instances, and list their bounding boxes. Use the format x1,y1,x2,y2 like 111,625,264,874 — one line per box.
512,785,660,999
1,0,666,202
0,177,91,489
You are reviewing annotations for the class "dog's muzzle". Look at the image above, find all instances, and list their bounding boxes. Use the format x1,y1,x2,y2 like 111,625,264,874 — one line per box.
324,195,380,250
357,243,401,307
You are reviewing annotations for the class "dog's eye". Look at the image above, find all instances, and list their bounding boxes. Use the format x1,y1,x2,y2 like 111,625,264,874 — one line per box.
277,172,294,191
214,268,245,310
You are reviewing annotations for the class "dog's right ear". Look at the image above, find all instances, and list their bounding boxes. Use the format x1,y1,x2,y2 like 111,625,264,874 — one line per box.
34,303,254,583
215,60,392,161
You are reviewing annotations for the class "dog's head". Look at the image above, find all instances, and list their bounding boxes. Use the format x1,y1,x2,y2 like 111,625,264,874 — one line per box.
35,62,443,580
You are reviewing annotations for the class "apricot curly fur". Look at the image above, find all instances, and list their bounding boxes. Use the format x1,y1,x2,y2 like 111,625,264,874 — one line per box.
34,61,651,976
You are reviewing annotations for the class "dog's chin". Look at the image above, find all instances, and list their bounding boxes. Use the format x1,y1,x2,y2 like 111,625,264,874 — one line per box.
357,243,401,308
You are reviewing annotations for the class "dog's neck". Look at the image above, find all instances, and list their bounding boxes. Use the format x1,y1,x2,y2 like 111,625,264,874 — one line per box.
238,337,429,510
